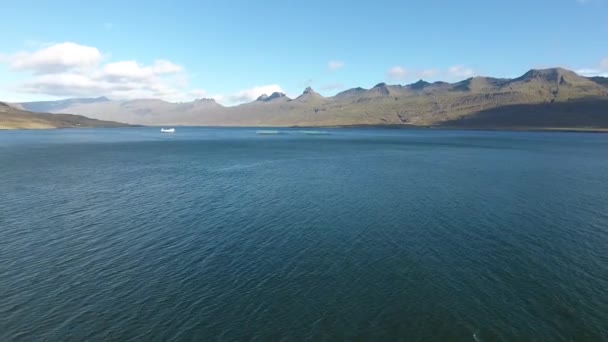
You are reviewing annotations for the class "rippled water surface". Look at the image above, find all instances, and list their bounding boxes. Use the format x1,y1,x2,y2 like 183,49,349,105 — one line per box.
1,127,607,341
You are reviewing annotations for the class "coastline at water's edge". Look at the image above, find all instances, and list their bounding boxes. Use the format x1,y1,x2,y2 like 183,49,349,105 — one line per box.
2,123,607,133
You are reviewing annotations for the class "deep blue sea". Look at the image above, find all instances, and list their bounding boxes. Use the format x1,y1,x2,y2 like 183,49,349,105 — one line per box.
1,127,607,341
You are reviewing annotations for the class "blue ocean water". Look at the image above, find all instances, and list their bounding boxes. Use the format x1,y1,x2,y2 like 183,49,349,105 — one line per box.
1,127,607,341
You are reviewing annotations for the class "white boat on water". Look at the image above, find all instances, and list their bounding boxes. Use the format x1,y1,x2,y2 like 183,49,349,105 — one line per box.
160,128,175,133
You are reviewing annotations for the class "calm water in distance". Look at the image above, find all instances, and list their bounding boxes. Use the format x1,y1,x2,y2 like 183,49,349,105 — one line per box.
1,127,607,341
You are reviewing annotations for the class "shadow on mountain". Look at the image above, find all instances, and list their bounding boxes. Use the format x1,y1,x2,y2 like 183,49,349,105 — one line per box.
440,98,608,129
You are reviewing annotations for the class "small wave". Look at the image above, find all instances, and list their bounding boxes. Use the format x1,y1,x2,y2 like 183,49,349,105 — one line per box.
256,130,282,135
300,130,330,135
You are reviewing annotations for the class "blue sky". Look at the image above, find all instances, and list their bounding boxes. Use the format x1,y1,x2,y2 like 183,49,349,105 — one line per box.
0,0,607,104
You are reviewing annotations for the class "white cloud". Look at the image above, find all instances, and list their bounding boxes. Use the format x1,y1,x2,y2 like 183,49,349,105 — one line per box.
102,60,182,81
7,42,102,74
576,68,601,76
21,73,108,96
419,69,439,78
601,57,608,70
386,65,478,82
328,60,345,71
387,66,409,80
19,71,191,101
0,42,203,102
187,89,209,99
576,57,608,77
228,84,284,104
575,68,608,77
387,66,440,81
448,65,475,78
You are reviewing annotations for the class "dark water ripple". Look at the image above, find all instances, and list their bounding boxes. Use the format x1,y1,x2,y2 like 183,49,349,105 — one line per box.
1,128,607,341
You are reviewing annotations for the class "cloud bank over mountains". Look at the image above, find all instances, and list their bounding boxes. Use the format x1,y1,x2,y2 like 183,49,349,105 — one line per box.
0,42,292,105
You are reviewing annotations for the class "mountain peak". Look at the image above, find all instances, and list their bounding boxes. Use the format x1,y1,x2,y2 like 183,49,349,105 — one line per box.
255,92,288,103
302,86,321,96
256,94,269,101
268,92,286,100
409,79,431,90
296,87,324,101
519,67,574,81
522,68,561,80
515,67,593,87
255,92,287,102
368,82,392,96
194,98,217,104
303,86,316,94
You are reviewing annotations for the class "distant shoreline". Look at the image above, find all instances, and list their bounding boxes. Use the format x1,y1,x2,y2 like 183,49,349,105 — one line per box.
3,124,607,133
300,125,608,133
291,124,608,133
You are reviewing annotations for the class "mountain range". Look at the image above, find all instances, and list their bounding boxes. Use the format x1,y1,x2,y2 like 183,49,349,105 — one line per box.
8,67,608,129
